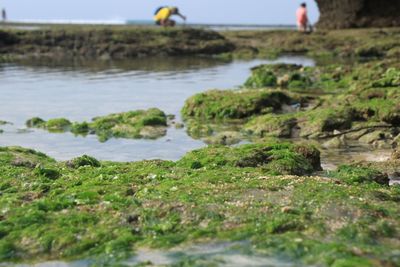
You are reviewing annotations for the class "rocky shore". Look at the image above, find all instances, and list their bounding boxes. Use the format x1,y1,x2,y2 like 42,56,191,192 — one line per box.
0,145,399,266
1,25,400,266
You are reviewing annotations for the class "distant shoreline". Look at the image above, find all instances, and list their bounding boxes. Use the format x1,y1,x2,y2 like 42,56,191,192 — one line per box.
0,20,297,31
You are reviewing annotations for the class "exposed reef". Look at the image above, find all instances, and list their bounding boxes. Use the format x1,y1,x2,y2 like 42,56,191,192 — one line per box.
0,26,234,60
0,145,399,266
222,28,400,60
1,26,400,61
26,108,169,142
316,0,400,29
181,60,400,149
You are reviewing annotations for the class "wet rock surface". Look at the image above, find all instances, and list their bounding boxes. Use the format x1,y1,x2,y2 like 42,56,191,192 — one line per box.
316,0,400,29
0,27,235,59
2,26,400,267
0,145,399,266
26,108,170,142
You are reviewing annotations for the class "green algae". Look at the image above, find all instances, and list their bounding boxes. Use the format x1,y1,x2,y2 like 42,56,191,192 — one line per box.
66,155,101,169
244,63,353,93
176,142,321,176
0,26,234,59
235,61,400,144
89,108,168,141
244,113,298,138
25,117,73,132
45,118,72,132
331,165,389,185
181,89,292,121
223,28,400,60
26,108,169,142
0,145,399,266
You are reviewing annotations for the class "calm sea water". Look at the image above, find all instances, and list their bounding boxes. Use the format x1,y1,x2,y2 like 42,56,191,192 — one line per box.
0,56,315,161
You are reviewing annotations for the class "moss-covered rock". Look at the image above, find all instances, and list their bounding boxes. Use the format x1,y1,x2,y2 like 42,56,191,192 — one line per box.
245,64,311,90
26,117,71,132
25,117,46,128
26,108,169,142
332,165,390,185
0,27,234,59
182,89,292,121
66,155,101,168
0,145,398,266
223,28,400,60
244,113,297,138
176,142,321,175
90,108,168,141
0,146,55,167
202,131,243,145
244,63,354,93
45,118,72,132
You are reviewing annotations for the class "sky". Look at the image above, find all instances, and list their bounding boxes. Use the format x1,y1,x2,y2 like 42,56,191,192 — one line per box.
1,1,320,25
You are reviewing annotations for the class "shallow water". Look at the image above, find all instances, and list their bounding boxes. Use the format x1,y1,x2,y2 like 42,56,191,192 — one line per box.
320,145,392,171
0,56,315,161
3,242,305,267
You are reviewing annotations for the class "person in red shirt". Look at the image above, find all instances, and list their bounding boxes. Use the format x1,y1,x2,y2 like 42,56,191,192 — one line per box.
296,3,309,32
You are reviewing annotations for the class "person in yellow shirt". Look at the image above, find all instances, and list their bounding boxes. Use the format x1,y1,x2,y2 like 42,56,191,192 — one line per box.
154,7,186,27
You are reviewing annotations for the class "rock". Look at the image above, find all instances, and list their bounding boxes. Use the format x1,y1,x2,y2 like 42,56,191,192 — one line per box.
182,89,292,121
316,0,400,29
277,74,290,87
372,140,391,149
26,117,46,128
345,129,369,140
174,123,184,129
139,126,167,139
358,131,386,144
323,136,348,149
66,155,101,168
11,158,37,168
333,165,389,186
392,149,400,160
392,134,400,148
203,131,242,145
244,114,297,138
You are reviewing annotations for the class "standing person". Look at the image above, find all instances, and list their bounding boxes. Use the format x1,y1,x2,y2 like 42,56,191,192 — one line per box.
154,7,186,27
296,3,310,32
1,9,6,22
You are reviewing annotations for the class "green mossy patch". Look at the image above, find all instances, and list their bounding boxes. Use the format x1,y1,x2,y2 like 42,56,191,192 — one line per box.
181,89,292,121
26,117,72,132
66,155,101,169
244,113,298,138
89,108,168,141
223,28,400,60
240,62,400,142
244,63,352,93
0,26,234,59
331,165,389,186
26,108,169,142
0,146,398,266
176,142,321,176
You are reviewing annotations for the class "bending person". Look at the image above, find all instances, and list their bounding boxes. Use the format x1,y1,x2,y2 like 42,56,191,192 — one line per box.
154,7,186,27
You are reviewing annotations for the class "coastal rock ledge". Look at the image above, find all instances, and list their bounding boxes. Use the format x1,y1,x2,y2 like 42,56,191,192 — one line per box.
316,0,400,29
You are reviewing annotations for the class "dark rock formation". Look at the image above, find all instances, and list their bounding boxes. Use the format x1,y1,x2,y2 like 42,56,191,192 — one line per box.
316,0,400,29
0,27,234,59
